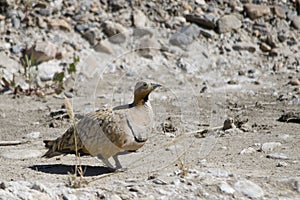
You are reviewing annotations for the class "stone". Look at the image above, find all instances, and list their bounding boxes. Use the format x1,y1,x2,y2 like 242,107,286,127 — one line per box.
292,16,300,30
103,21,127,44
217,14,242,33
24,131,41,139
289,79,300,86
261,142,282,152
0,52,20,82
240,147,256,154
48,18,72,31
83,30,96,45
25,41,57,64
185,14,216,29
273,6,286,19
234,180,264,198
260,43,271,52
170,24,201,47
0,149,43,159
244,4,271,20
38,60,62,81
207,168,229,177
219,182,235,194
133,9,148,28
266,153,288,160
94,40,114,54
223,118,236,130
137,36,160,59
232,43,256,53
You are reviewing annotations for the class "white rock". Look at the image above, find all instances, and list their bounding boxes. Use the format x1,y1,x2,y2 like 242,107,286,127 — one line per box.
0,149,43,159
261,142,282,152
207,168,229,177
234,180,264,198
38,60,62,81
219,182,235,194
24,131,41,139
240,147,256,154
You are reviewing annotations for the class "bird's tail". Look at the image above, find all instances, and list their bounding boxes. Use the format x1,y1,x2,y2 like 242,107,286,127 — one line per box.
42,126,90,158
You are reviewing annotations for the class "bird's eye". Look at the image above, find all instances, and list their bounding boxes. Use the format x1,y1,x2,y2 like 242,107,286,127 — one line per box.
143,83,148,87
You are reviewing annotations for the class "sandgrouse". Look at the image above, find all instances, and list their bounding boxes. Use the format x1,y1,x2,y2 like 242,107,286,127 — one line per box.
43,81,161,170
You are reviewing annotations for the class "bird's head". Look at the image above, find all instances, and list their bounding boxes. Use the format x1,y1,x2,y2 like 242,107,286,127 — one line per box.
133,81,161,105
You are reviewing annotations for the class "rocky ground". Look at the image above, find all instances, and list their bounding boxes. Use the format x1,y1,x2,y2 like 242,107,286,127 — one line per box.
0,0,300,199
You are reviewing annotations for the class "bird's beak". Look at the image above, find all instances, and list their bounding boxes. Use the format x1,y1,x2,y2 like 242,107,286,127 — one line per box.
151,83,162,90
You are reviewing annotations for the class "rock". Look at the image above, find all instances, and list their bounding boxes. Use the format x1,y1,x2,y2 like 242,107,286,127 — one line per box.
266,153,288,160
207,168,229,177
234,180,264,198
244,4,271,20
83,30,96,45
292,16,300,30
25,41,57,64
109,194,122,200
223,117,236,130
261,142,282,152
289,79,300,86
260,42,271,52
176,58,197,74
232,43,256,53
273,6,286,19
133,9,148,28
94,40,114,54
48,18,72,31
240,147,256,154
103,21,127,44
217,14,241,33
24,131,40,139
11,45,22,54
276,161,288,167
219,182,235,194
137,36,160,59
0,149,43,159
0,52,20,82
185,14,216,29
170,24,201,47
38,60,62,81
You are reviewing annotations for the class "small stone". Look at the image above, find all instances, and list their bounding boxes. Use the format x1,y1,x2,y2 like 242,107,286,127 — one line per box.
223,117,236,130
38,60,62,81
217,14,241,33
25,41,57,64
185,14,216,29
24,131,40,139
276,161,288,167
170,24,201,47
219,182,235,194
137,36,160,59
0,14,5,20
244,4,271,20
273,6,286,19
234,180,264,198
292,16,300,30
11,45,22,54
261,142,282,152
232,43,256,53
83,30,96,45
266,153,288,160
48,18,72,31
289,79,300,86
133,9,148,28
207,168,229,177
240,147,256,154
94,40,114,54
0,149,43,159
260,43,271,52
103,21,127,44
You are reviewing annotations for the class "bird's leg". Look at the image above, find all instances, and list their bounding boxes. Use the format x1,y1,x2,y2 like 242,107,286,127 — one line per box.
97,155,114,169
113,154,127,172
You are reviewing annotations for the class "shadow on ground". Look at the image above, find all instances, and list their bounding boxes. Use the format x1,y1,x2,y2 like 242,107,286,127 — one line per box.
29,164,113,176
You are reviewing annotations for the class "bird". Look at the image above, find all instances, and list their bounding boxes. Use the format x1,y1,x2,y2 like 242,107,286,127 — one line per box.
43,81,161,171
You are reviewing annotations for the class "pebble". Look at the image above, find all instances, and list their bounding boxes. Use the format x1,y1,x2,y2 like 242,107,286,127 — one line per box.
266,153,288,160
94,40,114,54
206,168,229,178
234,180,264,198
261,142,282,152
25,41,57,64
217,14,242,33
38,60,62,81
185,14,216,29
103,21,127,44
0,149,43,159
219,182,235,194
24,131,41,139
292,16,300,30
244,4,271,20
240,147,256,154
170,24,201,47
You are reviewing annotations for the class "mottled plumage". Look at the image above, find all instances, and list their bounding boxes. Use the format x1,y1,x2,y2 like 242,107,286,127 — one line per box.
43,81,161,170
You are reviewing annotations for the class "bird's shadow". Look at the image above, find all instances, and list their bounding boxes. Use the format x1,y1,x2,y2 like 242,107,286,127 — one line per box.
29,164,113,176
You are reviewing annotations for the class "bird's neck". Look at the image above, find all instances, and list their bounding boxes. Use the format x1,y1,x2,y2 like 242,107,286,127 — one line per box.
132,94,149,106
